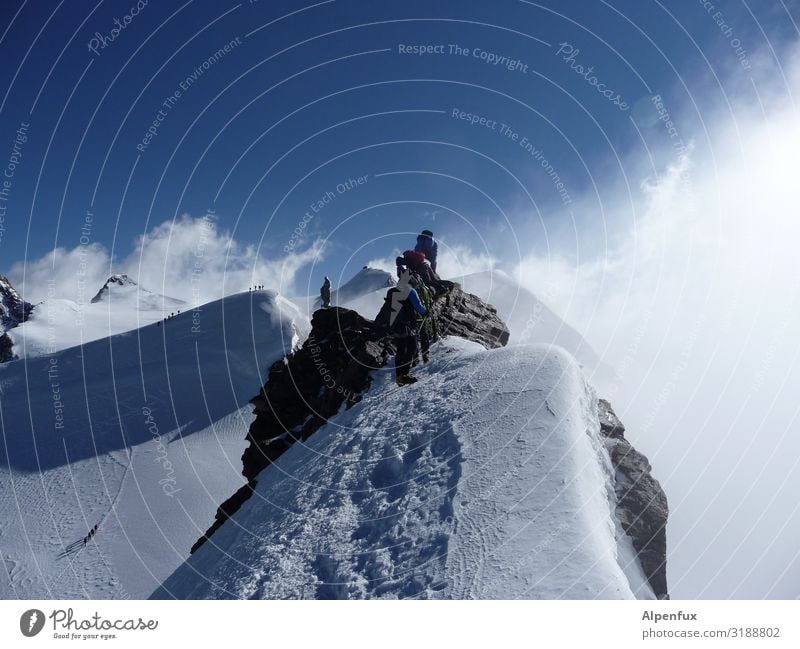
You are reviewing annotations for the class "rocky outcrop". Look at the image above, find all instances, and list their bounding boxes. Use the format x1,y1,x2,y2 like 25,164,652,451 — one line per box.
0,275,33,362
428,281,510,349
0,333,15,363
598,398,669,599
191,281,510,553
189,279,667,601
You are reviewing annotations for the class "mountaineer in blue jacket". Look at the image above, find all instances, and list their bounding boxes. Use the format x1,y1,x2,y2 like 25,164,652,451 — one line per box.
414,229,438,272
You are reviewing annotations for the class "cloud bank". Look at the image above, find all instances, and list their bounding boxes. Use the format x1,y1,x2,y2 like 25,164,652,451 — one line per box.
511,48,800,598
9,215,325,305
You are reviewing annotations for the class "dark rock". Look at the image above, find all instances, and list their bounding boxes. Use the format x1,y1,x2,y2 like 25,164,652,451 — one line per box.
189,482,256,554
0,275,33,363
0,333,15,364
0,274,33,328
598,399,669,599
430,282,509,349
598,398,626,438
191,282,509,553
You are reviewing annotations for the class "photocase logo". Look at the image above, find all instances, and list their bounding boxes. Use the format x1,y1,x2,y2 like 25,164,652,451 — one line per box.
20,609,45,637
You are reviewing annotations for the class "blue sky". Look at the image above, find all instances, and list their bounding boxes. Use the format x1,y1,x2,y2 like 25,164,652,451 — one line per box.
2,1,800,599
1,0,794,294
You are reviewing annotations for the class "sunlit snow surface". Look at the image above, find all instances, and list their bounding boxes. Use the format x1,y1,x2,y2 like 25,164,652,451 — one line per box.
153,339,651,599
0,291,306,598
8,278,186,358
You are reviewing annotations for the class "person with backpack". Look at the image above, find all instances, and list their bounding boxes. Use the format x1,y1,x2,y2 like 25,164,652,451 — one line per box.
374,269,428,385
414,280,435,365
320,276,332,308
414,229,438,272
395,255,408,279
402,249,442,293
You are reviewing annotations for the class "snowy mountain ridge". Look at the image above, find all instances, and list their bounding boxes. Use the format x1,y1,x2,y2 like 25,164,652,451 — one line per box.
4,274,186,359
0,266,667,600
165,277,668,599
310,267,605,376
0,289,308,598
155,340,659,599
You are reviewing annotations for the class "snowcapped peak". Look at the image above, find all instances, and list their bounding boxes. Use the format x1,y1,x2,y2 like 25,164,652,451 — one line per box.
89,274,185,312
307,266,395,314
90,274,137,302
106,273,136,286
351,266,395,284
335,266,395,295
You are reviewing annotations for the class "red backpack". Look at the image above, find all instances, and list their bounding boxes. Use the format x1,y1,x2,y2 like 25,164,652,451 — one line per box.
403,250,426,266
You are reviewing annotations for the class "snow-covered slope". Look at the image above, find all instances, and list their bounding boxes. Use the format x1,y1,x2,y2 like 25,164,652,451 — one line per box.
152,340,652,599
0,290,308,599
454,270,602,372
8,275,185,359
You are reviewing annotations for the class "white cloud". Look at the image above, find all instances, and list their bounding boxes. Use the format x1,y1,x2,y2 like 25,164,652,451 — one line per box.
125,214,325,304
510,50,800,598
9,243,111,304
9,215,326,305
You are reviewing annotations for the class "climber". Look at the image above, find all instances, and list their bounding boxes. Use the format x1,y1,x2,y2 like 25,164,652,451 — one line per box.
374,269,428,385
395,255,407,279
414,229,438,272
402,249,442,294
320,276,332,308
414,279,435,365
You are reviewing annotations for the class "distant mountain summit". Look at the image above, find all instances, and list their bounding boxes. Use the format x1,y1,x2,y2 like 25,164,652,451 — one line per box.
90,274,185,312
310,267,395,312
90,273,138,303
5,274,187,359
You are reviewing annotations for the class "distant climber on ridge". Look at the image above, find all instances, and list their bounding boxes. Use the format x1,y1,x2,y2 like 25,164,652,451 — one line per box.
414,229,438,272
320,276,332,308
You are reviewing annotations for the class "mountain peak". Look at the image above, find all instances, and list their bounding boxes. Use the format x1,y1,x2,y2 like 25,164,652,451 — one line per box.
312,266,395,311
90,274,137,303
